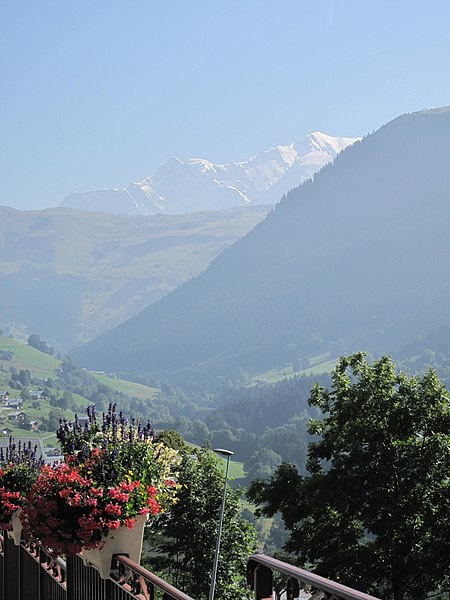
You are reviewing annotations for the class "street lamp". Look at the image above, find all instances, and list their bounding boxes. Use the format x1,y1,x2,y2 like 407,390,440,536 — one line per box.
208,448,234,600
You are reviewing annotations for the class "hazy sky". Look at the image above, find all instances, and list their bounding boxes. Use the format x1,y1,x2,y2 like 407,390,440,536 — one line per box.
2,1,450,210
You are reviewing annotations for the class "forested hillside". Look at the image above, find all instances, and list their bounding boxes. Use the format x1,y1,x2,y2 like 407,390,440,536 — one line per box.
74,107,450,381
205,374,328,475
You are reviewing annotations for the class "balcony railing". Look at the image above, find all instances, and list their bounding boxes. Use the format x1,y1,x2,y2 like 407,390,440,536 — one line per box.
247,554,381,600
0,533,194,600
0,533,380,600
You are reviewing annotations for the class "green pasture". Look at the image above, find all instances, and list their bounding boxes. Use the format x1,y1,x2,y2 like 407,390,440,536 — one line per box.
90,372,160,400
0,335,60,378
255,351,338,384
215,457,245,481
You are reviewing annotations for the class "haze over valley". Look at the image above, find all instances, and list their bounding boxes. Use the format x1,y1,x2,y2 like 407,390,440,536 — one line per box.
0,204,270,348
72,108,450,382
0,132,357,350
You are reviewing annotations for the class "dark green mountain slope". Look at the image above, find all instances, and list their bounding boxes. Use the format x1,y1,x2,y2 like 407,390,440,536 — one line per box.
73,107,450,377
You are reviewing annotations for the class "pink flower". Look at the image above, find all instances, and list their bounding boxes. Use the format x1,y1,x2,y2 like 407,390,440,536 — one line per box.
123,517,136,529
106,519,120,531
105,503,122,517
108,488,129,503
147,498,161,515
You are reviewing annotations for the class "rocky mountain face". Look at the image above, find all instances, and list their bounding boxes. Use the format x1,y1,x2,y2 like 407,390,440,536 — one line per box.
72,108,450,381
61,132,359,215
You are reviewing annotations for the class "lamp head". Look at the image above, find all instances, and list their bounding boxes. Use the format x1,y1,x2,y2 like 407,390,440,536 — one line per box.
213,448,234,457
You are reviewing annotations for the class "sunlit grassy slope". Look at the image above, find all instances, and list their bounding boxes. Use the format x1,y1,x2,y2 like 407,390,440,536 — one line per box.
255,352,338,384
0,335,60,379
91,372,159,400
0,335,160,399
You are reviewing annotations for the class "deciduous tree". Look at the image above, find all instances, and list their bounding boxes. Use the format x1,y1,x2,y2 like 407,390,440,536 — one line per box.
248,353,450,600
145,441,256,600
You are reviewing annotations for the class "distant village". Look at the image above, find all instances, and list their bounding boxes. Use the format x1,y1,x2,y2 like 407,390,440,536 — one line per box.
0,388,48,433
0,388,64,463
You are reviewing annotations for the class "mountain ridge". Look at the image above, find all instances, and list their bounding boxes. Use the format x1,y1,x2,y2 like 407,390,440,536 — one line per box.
61,132,359,215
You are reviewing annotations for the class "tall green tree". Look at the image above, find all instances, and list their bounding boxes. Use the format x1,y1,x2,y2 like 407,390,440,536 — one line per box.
244,447,282,483
145,440,256,600
248,353,450,600
27,334,54,355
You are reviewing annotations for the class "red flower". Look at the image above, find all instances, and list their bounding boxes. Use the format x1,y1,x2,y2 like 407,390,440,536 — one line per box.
105,503,122,517
123,517,136,529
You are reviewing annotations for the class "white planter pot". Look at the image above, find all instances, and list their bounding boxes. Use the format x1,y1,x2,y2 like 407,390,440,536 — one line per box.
81,513,148,580
7,510,23,546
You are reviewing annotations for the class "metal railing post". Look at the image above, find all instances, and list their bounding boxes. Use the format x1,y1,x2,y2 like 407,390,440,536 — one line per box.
255,564,274,600
3,536,20,600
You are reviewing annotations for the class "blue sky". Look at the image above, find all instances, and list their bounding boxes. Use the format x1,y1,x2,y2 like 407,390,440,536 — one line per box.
2,0,450,209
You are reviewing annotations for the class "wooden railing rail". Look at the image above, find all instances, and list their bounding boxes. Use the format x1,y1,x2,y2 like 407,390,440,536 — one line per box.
1,532,381,600
112,554,195,600
247,553,381,600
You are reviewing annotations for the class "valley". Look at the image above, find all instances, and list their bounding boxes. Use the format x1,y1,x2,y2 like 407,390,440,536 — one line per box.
3,107,450,481
0,204,270,349
73,108,450,386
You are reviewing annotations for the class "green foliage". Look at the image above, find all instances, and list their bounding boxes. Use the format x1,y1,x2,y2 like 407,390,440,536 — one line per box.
145,445,257,600
27,334,54,356
244,448,282,483
18,369,31,386
156,429,191,453
40,409,66,432
50,390,73,410
395,323,450,384
248,353,450,600
203,374,326,473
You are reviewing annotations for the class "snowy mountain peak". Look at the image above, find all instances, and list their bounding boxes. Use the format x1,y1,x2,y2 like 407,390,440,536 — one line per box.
310,131,359,153
61,132,360,215
153,156,185,180
185,158,218,174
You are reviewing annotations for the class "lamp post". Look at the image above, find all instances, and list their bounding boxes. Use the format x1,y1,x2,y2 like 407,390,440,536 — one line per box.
208,448,234,600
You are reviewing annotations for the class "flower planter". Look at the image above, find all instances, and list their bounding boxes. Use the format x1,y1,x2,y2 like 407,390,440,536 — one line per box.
81,513,148,579
7,510,23,546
